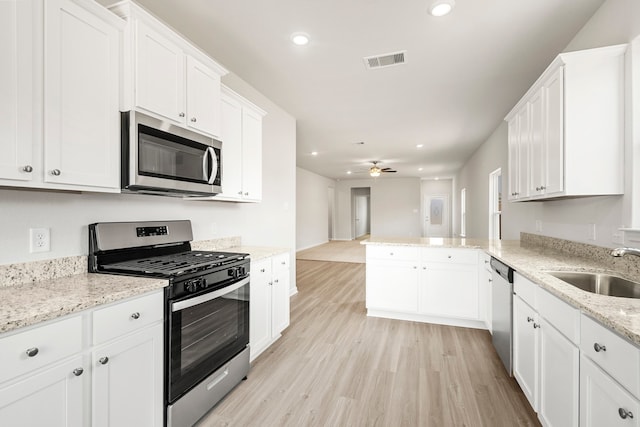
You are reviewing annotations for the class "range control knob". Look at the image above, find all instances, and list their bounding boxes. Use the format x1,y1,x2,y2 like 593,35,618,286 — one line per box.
185,278,205,293
228,266,246,279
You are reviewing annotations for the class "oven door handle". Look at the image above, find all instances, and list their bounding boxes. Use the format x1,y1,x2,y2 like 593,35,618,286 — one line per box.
171,276,249,312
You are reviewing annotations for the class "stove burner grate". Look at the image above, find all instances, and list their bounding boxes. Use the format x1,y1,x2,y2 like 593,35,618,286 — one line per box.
100,251,244,276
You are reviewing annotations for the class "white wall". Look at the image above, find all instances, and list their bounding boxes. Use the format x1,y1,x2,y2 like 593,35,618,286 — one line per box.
296,167,335,251
455,0,640,246
334,178,421,240
0,71,298,291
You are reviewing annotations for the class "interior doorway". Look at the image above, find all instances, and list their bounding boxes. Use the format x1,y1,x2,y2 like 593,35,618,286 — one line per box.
489,168,502,240
328,187,335,240
424,194,450,237
351,187,371,239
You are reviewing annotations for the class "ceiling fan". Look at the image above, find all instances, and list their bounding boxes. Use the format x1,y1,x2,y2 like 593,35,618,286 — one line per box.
366,161,397,177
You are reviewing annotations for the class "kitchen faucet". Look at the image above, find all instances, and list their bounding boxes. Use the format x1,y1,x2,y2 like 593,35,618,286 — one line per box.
611,247,640,257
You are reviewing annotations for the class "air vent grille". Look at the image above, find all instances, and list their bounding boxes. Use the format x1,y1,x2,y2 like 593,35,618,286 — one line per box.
363,51,406,69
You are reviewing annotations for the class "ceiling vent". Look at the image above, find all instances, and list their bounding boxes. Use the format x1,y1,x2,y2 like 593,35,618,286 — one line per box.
363,51,406,70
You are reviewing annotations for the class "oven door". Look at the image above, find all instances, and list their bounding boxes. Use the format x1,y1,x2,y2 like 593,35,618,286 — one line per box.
167,277,249,403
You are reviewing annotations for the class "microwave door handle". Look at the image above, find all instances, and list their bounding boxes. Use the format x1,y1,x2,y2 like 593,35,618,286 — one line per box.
202,147,210,182
207,147,218,185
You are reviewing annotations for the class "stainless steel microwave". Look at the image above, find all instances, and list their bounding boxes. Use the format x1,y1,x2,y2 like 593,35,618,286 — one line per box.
121,111,222,197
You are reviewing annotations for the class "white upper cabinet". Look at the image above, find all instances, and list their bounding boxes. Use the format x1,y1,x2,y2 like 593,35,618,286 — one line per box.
0,0,122,192
506,44,626,201
0,0,33,183
111,1,227,138
44,0,121,189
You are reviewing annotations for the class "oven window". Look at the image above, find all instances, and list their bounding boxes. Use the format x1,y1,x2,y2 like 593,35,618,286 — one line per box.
138,125,211,183
169,282,249,402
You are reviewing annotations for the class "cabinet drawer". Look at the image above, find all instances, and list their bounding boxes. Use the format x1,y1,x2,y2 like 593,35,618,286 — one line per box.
367,245,419,261
421,248,478,265
581,314,640,398
514,273,537,309
537,288,580,344
272,253,290,273
93,290,163,345
0,315,82,383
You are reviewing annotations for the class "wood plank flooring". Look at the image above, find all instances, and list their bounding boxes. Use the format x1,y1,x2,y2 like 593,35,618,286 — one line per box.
296,238,367,264
197,260,540,427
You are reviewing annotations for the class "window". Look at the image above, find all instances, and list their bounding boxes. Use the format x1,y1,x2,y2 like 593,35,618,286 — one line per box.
460,188,466,237
489,168,502,240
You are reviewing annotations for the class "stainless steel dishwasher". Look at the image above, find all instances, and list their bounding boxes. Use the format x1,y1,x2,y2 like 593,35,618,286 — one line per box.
490,257,514,375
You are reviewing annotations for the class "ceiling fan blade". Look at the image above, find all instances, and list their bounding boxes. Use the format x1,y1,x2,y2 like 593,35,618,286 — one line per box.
380,168,393,171
382,170,397,173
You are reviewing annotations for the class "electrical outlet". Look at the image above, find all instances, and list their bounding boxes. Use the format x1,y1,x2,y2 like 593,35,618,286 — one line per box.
30,228,50,253
588,223,596,241
535,220,542,232
612,228,625,245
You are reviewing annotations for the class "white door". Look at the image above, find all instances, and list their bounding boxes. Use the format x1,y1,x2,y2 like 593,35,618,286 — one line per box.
354,194,369,238
424,195,450,237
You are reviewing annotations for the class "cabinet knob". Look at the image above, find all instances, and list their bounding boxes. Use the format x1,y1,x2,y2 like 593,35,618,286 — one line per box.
593,343,607,352
238,191,243,195
526,316,534,323
536,187,540,191
99,357,109,365
179,112,185,117
619,408,634,419
423,266,427,270
25,347,39,357
191,117,197,122
244,192,249,196
413,266,417,269
73,367,84,376
274,279,279,283
533,323,540,329
22,165,33,173
447,255,452,259
281,261,286,265
540,186,546,190
390,252,394,256
260,268,266,273
268,281,273,286
130,312,140,320
50,169,61,176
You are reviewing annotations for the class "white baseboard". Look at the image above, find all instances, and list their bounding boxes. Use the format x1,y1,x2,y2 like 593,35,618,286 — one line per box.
366,309,487,330
296,241,329,252
289,286,298,297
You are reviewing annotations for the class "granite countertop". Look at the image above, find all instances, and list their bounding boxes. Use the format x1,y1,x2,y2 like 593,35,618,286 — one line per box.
0,241,290,336
0,273,167,334
363,236,640,347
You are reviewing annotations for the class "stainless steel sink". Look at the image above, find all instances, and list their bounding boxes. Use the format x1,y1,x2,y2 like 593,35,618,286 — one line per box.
545,271,640,299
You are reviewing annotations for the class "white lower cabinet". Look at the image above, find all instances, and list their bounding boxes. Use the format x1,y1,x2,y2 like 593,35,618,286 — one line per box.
250,252,291,361
366,260,419,312
580,355,640,427
0,289,164,427
513,294,539,411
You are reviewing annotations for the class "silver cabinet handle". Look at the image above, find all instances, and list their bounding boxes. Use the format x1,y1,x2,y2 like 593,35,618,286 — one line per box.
23,165,33,173
540,186,546,190
238,191,243,195
423,266,427,270
533,323,540,329
594,343,607,352
73,367,84,376
99,357,109,365
413,266,417,269
179,112,185,117
130,312,140,320
619,408,634,419
447,255,452,259
390,252,394,256
25,347,39,357
244,192,249,196
191,117,197,122
260,268,266,273
268,281,273,286
527,317,534,322
274,279,279,283
281,261,286,265
50,169,61,176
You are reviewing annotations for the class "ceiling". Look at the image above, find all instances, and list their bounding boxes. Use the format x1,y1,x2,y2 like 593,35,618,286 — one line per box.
115,0,605,180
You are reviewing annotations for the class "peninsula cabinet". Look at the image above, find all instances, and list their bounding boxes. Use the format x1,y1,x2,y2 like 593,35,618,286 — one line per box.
0,0,122,193
0,290,164,427
250,253,291,362
109,1,228,139
506,44,626,201
216,86,266,202
365,245,483,329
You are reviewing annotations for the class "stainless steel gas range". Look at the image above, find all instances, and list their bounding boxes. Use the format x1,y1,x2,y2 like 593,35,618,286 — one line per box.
88,220,250,427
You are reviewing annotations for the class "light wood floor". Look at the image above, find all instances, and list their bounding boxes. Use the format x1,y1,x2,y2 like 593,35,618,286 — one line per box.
296,237,367,264
197,260,540,427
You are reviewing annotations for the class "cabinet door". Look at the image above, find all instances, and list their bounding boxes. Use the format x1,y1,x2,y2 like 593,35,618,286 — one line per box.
529,87,545,197
366,262,419,312
507,117,520,200
513,295,538,411
272,268,291,335
186,56,221,137
0,356,85,427
241,107,263,201
0,0,33,182
580,355,640,427
92,324,163,427
420,263,479,319
250,259,272,361
44,0,120,189
135,20,185,122
543,67,564,196
516,105,530,199
539,318,579,427
220,93,244,199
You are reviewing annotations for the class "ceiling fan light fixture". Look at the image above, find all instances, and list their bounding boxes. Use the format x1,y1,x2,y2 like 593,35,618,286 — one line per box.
369,166,382,177
429,0,455,17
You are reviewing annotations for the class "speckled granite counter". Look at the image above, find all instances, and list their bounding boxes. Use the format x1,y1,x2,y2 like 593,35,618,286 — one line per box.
0,273,167,334
363,234,640,346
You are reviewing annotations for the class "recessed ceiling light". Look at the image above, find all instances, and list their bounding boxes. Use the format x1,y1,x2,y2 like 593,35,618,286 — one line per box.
429,0,455,17
435,177,440,180
291,33,310,46
311,151,318,156
416,144,424,148
418,167,423,171
347,171,352,175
